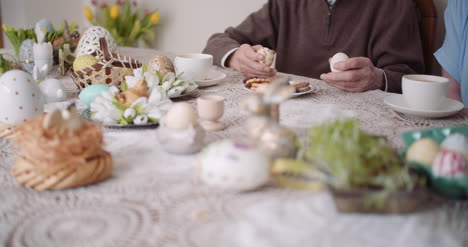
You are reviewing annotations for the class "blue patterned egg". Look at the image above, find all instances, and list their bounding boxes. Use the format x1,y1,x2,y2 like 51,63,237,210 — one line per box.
79,84,110,106
19,39,35,74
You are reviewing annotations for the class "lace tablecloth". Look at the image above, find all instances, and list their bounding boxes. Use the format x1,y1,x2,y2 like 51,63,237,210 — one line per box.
1,48,468,247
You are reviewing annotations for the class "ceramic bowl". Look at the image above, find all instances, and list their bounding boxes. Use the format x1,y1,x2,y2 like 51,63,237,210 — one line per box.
0,70,45,125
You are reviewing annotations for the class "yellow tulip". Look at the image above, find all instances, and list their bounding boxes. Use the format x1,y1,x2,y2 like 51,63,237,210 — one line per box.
84,6,94,21
150,12,160,24
110,5,119,19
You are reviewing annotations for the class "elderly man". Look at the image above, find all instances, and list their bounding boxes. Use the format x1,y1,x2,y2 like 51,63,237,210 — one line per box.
203,0,425,93
434,0,467,106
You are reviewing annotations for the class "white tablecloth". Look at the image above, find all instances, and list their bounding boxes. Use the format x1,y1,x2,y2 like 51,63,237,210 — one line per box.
1,47,467,247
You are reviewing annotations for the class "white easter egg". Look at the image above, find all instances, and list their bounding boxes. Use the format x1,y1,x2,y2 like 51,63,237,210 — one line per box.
19,39,35,74
0,70,45,125
257,47,276,67
76,26,117,57
164,103,198,130
330,52,349,72
39,78,66,103
198,140,271,191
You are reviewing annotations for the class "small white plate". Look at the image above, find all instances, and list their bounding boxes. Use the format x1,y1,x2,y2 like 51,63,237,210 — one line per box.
384,94,465,118
243,81,316,97
195,70,227,87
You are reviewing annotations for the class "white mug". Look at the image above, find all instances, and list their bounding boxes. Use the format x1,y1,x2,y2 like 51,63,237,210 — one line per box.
174,53,213,81
402,74,450,111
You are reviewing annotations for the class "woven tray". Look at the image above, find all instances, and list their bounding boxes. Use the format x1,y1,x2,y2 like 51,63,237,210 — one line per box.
69,37,142,91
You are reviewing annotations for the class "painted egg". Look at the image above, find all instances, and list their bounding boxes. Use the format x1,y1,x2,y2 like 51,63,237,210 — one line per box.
73,55,99,72
39,78,66,103
35,19,54,33
164,103,198,130
257,47,275,67
19,39,35,74
441,133,468,158
198,140,271,191
147,56,175,78
75,26,117,57
406,138,440,165
432,150,468,178
0,70,44,125
330,52,349,72
79,84,110,106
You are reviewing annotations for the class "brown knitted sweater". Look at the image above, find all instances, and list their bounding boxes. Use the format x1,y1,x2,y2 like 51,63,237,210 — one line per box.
203,0,425,93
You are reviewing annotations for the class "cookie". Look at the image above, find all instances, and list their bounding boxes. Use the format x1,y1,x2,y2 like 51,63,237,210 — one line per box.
244,77,272,88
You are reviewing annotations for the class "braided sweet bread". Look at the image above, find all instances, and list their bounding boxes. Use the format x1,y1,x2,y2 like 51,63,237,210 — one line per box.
12,105,113,191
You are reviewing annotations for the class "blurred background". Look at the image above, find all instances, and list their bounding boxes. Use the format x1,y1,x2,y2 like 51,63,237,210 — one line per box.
0,0,449,73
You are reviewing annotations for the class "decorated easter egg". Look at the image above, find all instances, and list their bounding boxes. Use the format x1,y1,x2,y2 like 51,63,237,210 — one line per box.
35,19,54,33
330,52,349,72
76,26,117,57
198,140,271,191
164,103,198,130
432,150,468,179
257,47,275,67
147,56,175,78
441,133,468,158
79,84,110,106
406,138,440,165
19,39,35,74
39,78,66,103
73,55,99,72
0,70,44,125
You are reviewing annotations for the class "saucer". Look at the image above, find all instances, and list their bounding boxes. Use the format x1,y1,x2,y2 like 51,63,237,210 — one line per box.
384,94,465,118
195,70,227,87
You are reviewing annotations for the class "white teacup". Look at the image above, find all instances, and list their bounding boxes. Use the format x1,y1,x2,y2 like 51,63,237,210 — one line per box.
174,53,213,81
402,74,450,111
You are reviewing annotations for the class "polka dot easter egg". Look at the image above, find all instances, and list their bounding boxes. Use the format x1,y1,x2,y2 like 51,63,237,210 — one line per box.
257,47,276,67
0,70,45,125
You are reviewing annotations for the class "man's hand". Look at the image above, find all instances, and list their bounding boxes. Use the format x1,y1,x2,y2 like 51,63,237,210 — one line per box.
320,57,384,93
228,44,277,78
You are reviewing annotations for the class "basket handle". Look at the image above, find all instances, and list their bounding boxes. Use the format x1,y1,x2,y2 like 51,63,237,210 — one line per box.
99,37,112,61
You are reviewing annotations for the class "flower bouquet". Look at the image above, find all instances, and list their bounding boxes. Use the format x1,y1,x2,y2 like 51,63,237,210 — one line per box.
84,0,160,47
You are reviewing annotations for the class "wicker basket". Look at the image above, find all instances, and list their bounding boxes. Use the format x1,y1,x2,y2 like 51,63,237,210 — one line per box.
69,37,142,91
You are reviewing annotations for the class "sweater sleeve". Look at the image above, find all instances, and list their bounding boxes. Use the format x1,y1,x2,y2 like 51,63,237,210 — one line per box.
202,0,278,66
370,0,425,93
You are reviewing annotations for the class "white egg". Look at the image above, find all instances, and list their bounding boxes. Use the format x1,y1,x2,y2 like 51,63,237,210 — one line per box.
164,103,198,130
76,26,117,57
0,70,45,125
198,140,271,191
441,133,468,158
330,52,349,72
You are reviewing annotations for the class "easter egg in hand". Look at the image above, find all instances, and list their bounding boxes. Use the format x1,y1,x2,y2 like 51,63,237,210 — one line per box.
257,47,276,67
330,52,349,72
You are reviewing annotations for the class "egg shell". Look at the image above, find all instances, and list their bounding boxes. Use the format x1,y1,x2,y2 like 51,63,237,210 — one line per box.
76,26,117,57
441,133,468,158
147,56,175,78
330,52,349,72
257,47,275,67
432,150,468,179
164,103,198,130
406,138,440,165
0,70,44,125
79,84,110,106
198,140,271,191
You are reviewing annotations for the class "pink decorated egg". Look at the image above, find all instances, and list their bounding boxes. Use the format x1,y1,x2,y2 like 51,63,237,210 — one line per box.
432,150,468,179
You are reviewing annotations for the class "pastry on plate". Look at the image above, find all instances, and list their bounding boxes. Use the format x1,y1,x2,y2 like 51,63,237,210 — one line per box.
290,80,311,93
12,104,113,191
244,77,272,88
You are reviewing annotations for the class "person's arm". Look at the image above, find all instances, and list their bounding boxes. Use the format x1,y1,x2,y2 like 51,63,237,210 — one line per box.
202,0,278,77
320,0,424,93
443,68,463,102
